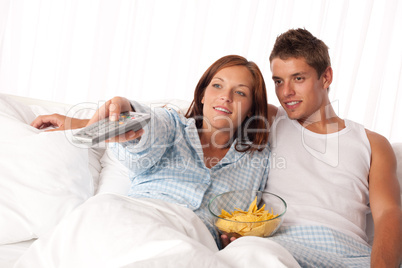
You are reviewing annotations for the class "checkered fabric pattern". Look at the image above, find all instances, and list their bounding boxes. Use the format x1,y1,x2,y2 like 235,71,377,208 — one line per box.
110,101,270,243
270,225,373,267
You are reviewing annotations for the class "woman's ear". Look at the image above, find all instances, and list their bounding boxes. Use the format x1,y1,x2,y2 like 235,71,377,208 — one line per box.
201,97,204,104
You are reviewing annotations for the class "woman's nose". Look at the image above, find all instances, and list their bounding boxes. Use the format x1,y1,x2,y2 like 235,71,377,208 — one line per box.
220,90,233,102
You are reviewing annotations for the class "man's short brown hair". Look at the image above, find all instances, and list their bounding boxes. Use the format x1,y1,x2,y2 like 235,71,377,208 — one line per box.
269,28,331,78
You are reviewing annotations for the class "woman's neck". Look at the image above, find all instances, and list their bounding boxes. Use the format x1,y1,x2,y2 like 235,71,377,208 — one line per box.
199,130,232,149
199,131,232,169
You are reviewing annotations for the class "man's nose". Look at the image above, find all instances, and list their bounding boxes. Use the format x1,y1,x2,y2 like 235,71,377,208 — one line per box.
282,82,295,97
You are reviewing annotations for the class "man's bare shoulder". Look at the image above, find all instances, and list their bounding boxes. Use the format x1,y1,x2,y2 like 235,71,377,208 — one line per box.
365,129,396,167
365,129,393,151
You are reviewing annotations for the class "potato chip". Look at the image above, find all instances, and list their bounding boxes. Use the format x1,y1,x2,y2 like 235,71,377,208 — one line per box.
215,196,279,237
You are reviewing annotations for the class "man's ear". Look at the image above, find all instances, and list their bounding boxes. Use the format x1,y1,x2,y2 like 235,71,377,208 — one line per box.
322,66,333,90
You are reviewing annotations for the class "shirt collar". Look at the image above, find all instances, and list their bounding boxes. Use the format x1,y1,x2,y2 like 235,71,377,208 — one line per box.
184,121,247,169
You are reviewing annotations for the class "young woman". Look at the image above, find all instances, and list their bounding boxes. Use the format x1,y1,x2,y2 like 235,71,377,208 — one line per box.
31,55,270,246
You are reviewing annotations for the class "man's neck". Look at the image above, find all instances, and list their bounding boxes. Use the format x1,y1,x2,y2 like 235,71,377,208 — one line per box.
297,105,345,134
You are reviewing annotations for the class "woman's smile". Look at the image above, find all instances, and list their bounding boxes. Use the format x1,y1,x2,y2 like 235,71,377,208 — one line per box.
213,106,232,114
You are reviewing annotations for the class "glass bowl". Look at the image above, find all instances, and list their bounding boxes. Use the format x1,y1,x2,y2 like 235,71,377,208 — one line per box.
208,190,287,238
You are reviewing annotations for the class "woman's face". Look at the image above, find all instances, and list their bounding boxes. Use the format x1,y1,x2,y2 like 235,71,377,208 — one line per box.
201,65,254,134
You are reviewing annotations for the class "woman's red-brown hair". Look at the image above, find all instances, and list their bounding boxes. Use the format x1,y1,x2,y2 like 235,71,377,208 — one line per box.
185,55,269,153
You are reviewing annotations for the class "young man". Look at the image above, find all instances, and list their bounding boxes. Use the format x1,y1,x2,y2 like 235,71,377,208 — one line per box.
264,28,402,267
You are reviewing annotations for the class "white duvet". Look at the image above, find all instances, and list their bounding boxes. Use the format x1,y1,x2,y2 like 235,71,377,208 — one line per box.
0,94,300,267
14,193,300,268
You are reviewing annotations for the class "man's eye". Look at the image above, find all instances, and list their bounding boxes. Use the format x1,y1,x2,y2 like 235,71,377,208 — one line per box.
274,80,282,86
295,77,304,81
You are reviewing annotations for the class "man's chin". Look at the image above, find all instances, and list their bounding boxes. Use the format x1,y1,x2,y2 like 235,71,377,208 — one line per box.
283,109,301,120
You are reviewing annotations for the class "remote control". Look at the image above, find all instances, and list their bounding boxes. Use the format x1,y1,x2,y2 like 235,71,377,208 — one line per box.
73,112,150,145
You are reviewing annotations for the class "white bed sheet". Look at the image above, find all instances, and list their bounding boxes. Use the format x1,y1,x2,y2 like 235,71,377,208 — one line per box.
0,192,299,268
0,240,35,268
13,193,300,268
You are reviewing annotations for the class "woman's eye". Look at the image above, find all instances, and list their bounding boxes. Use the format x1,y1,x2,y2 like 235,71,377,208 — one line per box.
235,91,246,96
212,84,222,89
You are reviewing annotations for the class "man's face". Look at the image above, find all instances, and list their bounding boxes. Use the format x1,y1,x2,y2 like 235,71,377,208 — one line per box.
270,57,330,122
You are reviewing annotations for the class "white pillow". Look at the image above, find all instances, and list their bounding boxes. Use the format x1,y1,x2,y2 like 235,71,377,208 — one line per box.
3,94,106,192
0,132,93,244
96,148,130,195
29,100,105,191
0,95,95,244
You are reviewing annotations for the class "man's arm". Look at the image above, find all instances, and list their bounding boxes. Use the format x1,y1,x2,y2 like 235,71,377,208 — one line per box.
31,114,89,130
267,104,278,127
366,130,402,267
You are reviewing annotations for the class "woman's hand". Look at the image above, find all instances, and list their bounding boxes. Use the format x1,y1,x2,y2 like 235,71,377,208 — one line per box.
87,96,144,143
220,233,239,249
31,114,89,131
87,96,133,125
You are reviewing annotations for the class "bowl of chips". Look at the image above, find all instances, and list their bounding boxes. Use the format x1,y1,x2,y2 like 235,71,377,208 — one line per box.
208,190,286,238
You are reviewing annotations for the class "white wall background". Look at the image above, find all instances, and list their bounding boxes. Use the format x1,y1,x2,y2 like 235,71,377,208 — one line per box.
0,0,401,143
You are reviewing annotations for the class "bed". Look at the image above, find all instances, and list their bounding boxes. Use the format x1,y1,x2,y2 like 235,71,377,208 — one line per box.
0,93,401,268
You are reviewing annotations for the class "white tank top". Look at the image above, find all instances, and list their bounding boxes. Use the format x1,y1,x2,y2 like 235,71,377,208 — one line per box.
265,107,371,244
